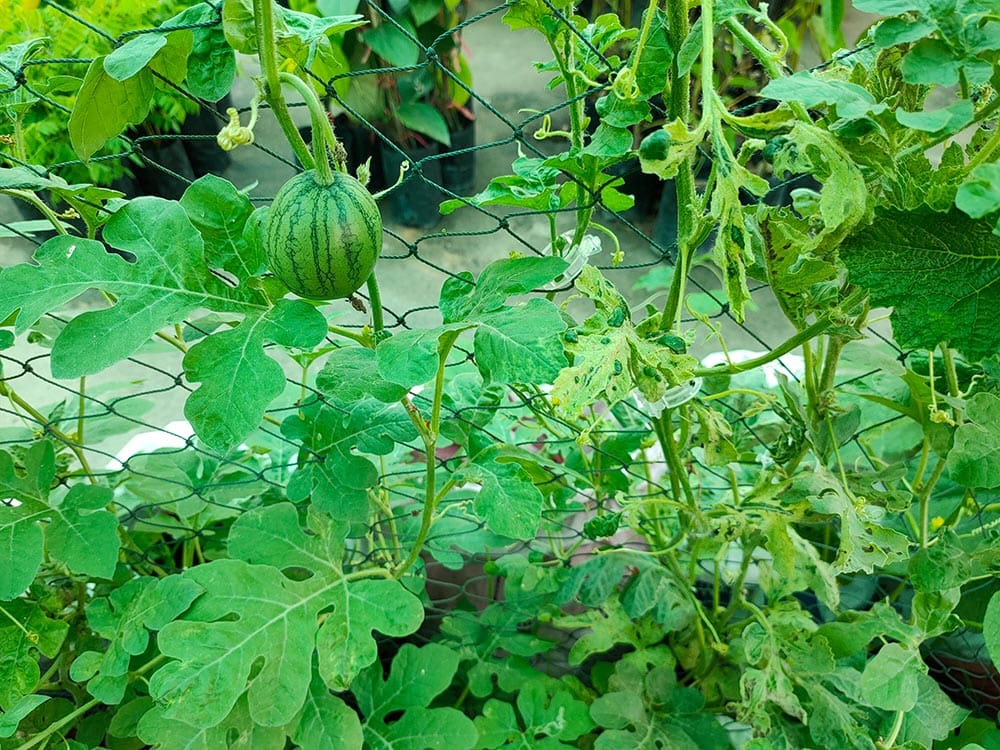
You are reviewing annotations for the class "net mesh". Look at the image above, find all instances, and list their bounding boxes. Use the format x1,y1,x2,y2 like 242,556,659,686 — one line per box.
2,0,998,723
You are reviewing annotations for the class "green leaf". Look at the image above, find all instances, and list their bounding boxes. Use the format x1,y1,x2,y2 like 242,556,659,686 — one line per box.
104,33,168,81
453,445,544,539
801,679,875,750
909,532,974,591
354,643,477,750
68,58,154,161
0,601,68,710
74,576,203,704
137,694,286,750
365,17,420,66
0,443,121,599
590,648,730,750
984,591,1000,669
150,532,423,729
180,174,262,280
851,0,926,12
172,4,237,101
0,695,49,739
558,597,669,666
280,399,417,522
901,38,961,86
45,484,119,580
376,323,472,388
842,208,1000,361
316,578,426,693
183,299,327,451
0,199,267,379
475,678,594,748
317,346,409,403
0,442,52,600
761,71,887,121
397,101,451,147
898,673,969,746
895,100,973,133
474,299,567,384
290,672,364,750
956,163,1000,231
947,393,1000,488
859,643,922,711
439,256,568,323
440,158,563,214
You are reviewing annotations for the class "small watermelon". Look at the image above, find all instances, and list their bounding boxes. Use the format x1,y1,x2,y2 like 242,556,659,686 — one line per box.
262,169,382,300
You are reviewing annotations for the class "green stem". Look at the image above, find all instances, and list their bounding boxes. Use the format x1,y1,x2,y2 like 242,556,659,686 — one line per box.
723,17,810,122
918,459,947,548
2,189,68,235
366,273,385,339
12,116,28,163
0,382,96,482
658,1,694,331
327,324,369,346
550,31,594,247
393,331,460,578
252,0,314,169
940,345,962,424
13,655,167,750
691,315,835,378
76,377,86,446
0,604,34,639
276,71,338,183
878,709,906,750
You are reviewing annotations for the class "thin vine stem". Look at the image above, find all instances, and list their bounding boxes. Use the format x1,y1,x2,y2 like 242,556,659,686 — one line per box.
252,0,314,169
0,383,96,482
393,330,461,578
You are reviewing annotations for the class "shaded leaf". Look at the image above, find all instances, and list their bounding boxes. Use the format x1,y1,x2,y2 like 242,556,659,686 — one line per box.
354,643,477,750
947,393,1000,488
452,445,544,539
183,299,327,451
842,208,1000,361
68,58,154,161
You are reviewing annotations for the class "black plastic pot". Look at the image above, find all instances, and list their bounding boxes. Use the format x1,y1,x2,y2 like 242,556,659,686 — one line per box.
439,115,476,196
380,140,443,229
131,136,197,201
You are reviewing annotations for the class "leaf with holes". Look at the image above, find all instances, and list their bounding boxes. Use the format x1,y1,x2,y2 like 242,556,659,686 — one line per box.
475,677,594,749
452,444,544,540
354,643,477,750
148,504,423,728
552,266,696,418
280,398,417,523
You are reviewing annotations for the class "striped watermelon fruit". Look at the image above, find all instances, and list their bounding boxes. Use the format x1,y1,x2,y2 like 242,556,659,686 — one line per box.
262,169,382,300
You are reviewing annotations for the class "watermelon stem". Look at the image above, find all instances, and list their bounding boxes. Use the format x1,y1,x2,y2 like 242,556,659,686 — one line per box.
252,0,314,171
365,273,385,339
277,72,343,185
